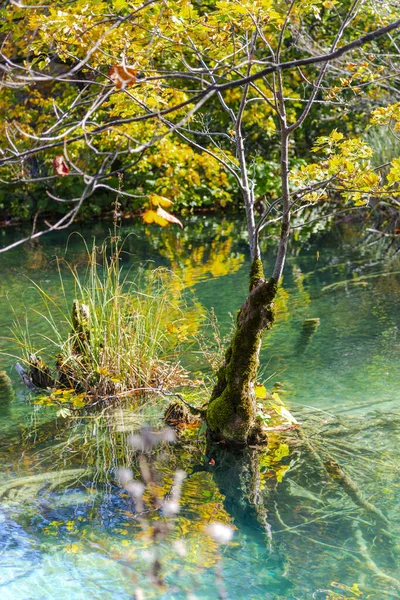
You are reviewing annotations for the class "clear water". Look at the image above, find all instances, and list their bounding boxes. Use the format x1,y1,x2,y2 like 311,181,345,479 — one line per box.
0,217,400,599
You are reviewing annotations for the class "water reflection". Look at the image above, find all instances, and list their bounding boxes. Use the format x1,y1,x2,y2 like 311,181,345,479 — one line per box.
0,216,400,598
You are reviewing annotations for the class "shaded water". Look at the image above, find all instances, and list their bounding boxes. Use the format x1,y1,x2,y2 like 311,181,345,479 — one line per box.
0,216,400,599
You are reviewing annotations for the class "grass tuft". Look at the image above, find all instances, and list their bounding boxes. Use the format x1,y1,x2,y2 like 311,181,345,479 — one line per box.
8,237,199,409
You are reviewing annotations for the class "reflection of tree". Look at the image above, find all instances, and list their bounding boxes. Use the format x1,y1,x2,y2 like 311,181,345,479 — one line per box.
152,221,245,290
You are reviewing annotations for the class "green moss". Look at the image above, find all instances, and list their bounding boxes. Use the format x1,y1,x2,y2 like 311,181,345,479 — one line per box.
249,258,265,291
0,370,13,404
207,278,279,444
207,390,234,433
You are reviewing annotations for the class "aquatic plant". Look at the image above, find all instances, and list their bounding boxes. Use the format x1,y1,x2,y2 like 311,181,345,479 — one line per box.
7,237,200,411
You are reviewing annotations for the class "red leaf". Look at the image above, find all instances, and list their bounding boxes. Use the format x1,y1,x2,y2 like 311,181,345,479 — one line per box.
53,155,69,176
108,65,137,90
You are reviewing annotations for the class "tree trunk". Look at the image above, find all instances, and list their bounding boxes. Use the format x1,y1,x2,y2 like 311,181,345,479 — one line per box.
206,259,277,444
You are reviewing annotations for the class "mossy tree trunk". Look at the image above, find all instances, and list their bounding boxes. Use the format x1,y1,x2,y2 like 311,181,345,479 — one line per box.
206,259,277,444
206,88,291,445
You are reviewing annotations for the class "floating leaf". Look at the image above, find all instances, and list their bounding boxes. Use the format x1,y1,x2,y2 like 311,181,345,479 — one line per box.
108,65,137,89
53,155,69,176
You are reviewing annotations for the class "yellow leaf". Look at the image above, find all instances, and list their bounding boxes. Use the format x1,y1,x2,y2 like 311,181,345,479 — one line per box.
149,193,174,208
142,209,170,227
72,394,87,409
66,544,80,554
96,366,110,376
156,206,183,228
274,443,290,461
330,129,343,142
255,384,267,399
142,209,158,224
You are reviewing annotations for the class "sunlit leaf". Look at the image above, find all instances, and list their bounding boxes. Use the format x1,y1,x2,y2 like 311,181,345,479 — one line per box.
110,375,123,383
274,443,290,461
57,407,72,418
72,394,87,409
255,384,267,399
156,206,183,228
279,406,299,425
142,209,168,227
149,193,174,208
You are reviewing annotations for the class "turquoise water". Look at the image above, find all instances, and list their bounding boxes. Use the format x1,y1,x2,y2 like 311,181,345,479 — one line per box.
1,217,400,599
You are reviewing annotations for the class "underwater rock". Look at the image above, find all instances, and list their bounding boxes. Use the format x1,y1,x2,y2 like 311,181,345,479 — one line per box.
295,317,320,353
0,370,14,408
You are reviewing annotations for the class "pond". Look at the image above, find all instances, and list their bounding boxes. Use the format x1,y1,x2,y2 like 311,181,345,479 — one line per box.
0,215,399,599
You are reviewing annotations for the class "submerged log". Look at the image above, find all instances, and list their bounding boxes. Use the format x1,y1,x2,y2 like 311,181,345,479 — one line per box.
0,468,87,504
324,458,391,530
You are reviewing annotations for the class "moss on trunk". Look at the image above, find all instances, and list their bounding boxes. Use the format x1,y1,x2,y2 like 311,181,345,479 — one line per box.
206,261,277,444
